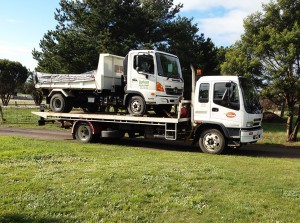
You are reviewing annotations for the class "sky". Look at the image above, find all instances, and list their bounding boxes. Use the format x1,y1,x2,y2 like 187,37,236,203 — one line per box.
0,0,271,71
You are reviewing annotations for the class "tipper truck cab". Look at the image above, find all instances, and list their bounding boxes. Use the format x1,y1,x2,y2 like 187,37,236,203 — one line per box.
33,66,263,154
35,50,184,116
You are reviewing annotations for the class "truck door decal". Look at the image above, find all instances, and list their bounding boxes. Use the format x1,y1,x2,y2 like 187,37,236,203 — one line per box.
226,112,236,118
139,80,150,89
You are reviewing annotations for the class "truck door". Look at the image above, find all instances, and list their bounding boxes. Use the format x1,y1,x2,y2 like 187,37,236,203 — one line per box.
128,54,156,103
194,82,211,121
210,82,242,127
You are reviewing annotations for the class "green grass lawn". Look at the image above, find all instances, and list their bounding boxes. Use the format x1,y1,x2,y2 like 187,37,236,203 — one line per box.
0,136,299,223
0,107,40,124
262,123,300,146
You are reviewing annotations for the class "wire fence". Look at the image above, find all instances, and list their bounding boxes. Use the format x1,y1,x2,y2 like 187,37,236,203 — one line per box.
0,105,42,124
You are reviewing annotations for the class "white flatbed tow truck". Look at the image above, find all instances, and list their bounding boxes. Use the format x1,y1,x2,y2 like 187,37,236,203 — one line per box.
33,67,263,154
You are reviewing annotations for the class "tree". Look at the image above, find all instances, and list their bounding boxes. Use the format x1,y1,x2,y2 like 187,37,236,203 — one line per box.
33,0,183,73
33,0,221,101
221,0,300,141
0,59,29,106
221,41,264,85
24,72,43,105
160,16,221,98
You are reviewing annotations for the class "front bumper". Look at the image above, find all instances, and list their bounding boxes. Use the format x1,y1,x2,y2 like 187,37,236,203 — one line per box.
155,95,180,105
240,128,263,143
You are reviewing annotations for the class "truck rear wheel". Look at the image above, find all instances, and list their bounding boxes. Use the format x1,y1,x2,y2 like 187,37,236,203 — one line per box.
74,122,95,143
50,93,72,113
199,129,225,154
127,95,146,116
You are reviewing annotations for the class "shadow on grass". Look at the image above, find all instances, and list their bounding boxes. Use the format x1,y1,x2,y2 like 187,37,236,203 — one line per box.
0,214,70,223
232,143,300,159
99,138,300,159
1,126,299,159
98,137,198,153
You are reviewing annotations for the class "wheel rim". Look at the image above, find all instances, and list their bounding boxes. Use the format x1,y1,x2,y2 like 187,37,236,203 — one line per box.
203,132,222,152
53,98,62,109
77,125,91,142
130,99,142,114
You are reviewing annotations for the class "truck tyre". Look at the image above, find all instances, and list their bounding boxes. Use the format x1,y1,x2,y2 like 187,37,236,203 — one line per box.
199,129,225,154
127,95,146,116
50,93,72,113
74,122,95,143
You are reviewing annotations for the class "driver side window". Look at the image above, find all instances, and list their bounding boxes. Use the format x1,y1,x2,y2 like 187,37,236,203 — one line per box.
213,82,240,110
133,55,154,74
199,83,209,103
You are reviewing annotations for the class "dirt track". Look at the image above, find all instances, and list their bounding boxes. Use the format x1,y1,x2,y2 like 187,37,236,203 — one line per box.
0,126,299,159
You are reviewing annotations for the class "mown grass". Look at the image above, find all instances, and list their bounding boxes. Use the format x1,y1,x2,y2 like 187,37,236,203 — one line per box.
0,107,40,124
262,123,300,146
0,136,299,223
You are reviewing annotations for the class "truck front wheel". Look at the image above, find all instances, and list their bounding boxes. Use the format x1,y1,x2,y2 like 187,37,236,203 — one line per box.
50,93,72,113
199,129,225,154
127,95,146,116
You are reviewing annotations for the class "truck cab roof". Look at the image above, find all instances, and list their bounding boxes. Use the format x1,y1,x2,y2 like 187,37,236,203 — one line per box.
198,75,240,82
128,50,179,58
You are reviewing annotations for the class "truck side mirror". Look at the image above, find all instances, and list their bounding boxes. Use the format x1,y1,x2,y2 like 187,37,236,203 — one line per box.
135,67,148,79
222,89,229,102
135,55,140,69
222,82,232,102
225,82,232,88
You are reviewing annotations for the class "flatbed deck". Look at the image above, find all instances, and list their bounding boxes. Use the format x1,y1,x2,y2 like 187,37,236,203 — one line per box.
32,111,190,125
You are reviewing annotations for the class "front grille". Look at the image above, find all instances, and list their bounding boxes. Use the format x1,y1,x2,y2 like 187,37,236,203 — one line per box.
165,87,183,95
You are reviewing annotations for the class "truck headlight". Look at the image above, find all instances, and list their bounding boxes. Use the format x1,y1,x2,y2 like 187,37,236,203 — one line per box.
246,122,253,127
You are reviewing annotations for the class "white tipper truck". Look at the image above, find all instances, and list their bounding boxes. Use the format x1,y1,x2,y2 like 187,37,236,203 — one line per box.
33,66,263,154
35,50,184,116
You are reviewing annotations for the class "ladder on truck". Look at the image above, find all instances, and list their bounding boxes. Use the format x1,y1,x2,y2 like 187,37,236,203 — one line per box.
165,123,177,140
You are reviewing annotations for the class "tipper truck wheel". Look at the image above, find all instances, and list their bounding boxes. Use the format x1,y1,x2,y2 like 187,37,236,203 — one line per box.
50,93,72,113
199,129,225,154
127,95,146,116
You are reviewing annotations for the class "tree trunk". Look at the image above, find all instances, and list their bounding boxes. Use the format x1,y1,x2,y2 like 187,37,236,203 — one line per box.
286,115,293,141
0,105,5,122
1,93,11,106
288,105,300,142
280,101,285,118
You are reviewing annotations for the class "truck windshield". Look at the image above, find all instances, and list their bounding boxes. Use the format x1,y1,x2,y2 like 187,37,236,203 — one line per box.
156,53,182,79
239,77,262,114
